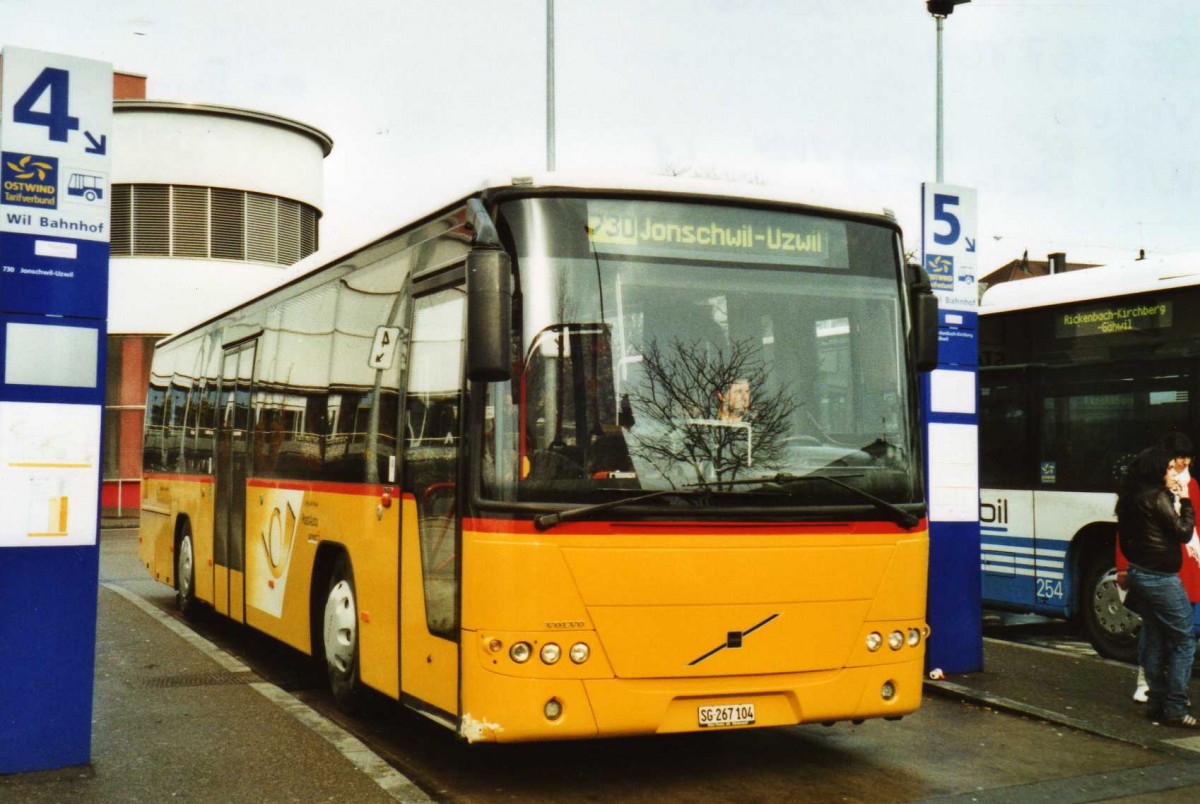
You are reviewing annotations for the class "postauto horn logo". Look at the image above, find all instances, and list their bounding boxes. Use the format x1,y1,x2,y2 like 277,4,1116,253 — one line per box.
3,152,58,209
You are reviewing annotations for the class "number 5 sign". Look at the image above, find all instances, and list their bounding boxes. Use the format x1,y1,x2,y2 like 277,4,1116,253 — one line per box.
921,183,978,312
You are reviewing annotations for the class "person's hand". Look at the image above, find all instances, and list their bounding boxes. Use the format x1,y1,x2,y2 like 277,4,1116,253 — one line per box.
1189,543,1200,565
1176,480,1190,499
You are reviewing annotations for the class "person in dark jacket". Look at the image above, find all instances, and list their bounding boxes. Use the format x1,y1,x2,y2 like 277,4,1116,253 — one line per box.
1117,446,1199,728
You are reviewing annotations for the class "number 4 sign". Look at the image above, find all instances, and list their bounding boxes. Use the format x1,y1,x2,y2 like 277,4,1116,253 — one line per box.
1,47,112,241
921,183,978,312
1,47,112,319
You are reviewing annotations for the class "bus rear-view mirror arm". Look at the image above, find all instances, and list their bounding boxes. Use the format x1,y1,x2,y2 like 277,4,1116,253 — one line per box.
466,198,513,383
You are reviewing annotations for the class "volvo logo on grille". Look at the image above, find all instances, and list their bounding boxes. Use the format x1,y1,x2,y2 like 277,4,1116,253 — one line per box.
689,613,780,666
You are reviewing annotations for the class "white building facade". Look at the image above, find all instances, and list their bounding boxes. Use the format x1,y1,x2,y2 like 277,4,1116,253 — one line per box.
105,96,332,512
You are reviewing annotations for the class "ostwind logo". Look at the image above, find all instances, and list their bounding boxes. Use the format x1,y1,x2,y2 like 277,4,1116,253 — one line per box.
6,154,54,181
2,152,59,209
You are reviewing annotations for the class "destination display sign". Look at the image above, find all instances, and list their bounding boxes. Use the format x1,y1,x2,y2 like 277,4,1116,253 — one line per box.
586,200,849,267
1054,300,1172,338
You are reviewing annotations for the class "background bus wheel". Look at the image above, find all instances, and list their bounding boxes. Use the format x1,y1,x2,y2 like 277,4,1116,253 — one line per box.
176,522,200,620
322,555,364,712
1080,548,1140,663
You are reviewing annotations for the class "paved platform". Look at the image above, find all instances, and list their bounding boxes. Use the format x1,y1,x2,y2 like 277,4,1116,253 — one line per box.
1,521,428,802
3,518,1200,801
927,637,1200,760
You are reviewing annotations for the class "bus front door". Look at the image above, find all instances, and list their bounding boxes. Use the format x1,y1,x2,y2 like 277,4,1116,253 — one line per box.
214,340,257,622
400,287,464,720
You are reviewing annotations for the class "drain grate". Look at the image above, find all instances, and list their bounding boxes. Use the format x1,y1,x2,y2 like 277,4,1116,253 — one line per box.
141,670,256,689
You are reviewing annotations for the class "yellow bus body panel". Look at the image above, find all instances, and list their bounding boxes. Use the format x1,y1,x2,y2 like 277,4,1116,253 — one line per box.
141,477,403,701
460,522,928,742
140,476,213,602
242,482,401,699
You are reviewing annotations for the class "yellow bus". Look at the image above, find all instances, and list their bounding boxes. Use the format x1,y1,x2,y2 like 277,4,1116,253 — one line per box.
140,173,939,742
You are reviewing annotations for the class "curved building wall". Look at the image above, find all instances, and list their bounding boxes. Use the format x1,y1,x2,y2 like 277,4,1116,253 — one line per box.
104,101,331,513
113,101,330,208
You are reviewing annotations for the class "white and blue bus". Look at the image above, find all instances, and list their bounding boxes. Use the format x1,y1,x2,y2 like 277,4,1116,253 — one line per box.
979,254,1200,661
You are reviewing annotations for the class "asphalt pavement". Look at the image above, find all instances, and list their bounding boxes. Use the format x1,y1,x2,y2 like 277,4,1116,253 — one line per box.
3,518,1200,802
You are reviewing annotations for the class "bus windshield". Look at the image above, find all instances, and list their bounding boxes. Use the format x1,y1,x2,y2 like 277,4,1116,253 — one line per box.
482,196,920,510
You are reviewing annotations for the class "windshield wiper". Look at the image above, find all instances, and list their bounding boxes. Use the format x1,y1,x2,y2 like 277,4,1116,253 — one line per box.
727,472,921,530
533,485,711,531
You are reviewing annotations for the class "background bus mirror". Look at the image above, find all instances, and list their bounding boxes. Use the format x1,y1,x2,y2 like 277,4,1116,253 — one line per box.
466,247,513,383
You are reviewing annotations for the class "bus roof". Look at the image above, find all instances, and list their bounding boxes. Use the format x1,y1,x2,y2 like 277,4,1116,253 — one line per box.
477,171,900,221
980,252,1200,314
157,171,904,346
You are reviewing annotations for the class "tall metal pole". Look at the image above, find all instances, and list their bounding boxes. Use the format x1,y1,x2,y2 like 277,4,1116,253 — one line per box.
546,0,556,172
935,14,944,182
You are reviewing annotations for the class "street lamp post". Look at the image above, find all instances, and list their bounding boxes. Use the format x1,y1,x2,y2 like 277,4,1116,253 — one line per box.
927,0,970,182
547,0,556,172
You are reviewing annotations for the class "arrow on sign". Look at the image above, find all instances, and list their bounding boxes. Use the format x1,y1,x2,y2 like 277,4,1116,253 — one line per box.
965,237,976,253
84,132,107,155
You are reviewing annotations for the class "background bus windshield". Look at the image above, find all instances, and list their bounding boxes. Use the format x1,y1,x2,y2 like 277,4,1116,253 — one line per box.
483,196,919,510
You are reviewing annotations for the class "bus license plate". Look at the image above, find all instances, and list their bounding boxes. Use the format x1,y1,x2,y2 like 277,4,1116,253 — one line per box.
697,703,756,728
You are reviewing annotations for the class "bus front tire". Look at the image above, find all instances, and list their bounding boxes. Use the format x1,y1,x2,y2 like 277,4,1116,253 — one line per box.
1080,548,1140,663
322,554,364,712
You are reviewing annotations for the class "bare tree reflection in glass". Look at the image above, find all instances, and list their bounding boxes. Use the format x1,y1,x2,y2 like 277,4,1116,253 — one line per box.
625,336,795,488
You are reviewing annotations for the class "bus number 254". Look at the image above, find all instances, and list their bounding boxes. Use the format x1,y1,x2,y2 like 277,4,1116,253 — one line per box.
1036,578,1064,600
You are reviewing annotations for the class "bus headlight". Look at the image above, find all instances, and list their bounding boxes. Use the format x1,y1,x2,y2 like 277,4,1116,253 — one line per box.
540,643,561,664
866,632,883,652
888,631,905,651
544,698,563,720
510,642,532,663
908,628,922,647
882,680,896,701
569,642,590,664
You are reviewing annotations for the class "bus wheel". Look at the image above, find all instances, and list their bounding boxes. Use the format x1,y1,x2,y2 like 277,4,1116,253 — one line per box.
1080,549,1140,663
176,522,200,620
322,555,364,712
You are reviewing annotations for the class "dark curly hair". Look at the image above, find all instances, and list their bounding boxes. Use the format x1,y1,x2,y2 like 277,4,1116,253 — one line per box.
1115,446,1174,517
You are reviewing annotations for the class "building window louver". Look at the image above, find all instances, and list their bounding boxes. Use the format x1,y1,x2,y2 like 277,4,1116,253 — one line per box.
109,184,320,266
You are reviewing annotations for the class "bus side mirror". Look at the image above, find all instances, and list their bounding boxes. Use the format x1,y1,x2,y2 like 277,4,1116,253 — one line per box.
915,292,939,372
908,263,939,372
466,247,513,383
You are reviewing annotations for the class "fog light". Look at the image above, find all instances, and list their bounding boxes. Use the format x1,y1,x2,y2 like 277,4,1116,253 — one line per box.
544,698,563,720
881,680,896,701
540,643,561,664
488,638,503,653
510,642,532,663
866,632,882,652
888,631,904,651
569,642,590,664
907,628,921,647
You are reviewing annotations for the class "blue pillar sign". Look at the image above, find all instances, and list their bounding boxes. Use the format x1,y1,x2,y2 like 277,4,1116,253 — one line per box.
0,46,111,774
920,182,983,674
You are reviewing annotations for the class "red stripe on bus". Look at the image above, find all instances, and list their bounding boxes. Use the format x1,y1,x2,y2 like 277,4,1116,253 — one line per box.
464,516,927,537
143,472,214,484
246,478,397,497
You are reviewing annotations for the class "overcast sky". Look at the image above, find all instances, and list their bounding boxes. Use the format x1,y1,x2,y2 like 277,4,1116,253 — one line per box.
3,0,1198,274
